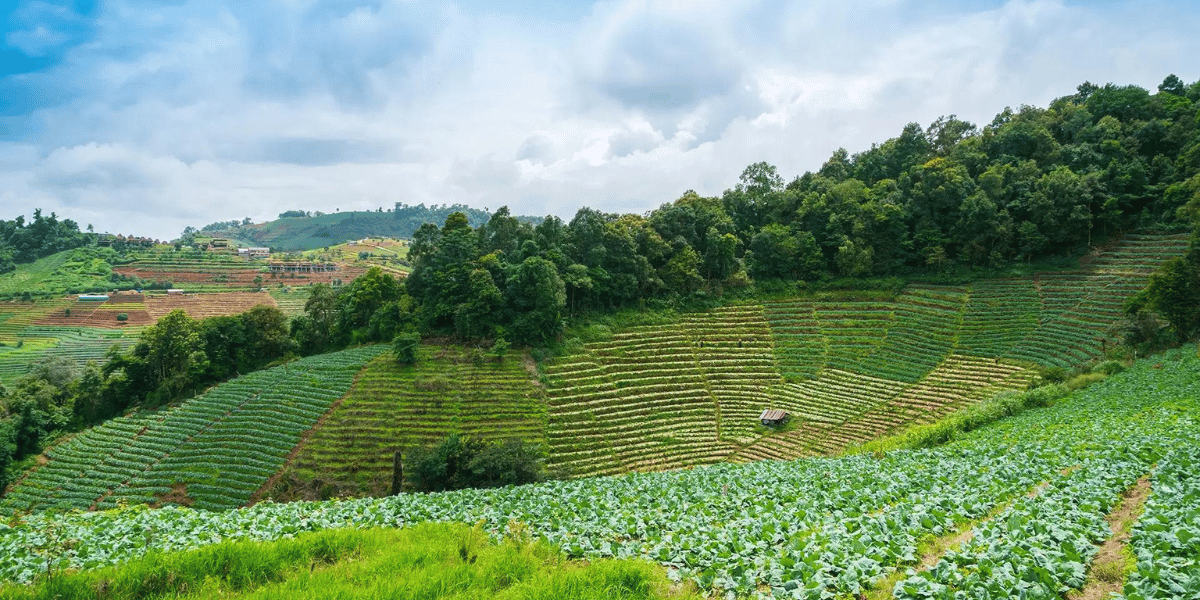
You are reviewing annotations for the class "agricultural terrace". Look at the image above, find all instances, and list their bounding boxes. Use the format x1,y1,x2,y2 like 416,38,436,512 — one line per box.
544,304,778,477
1,345,387,513
267,285,313,318
143,291,278,320
546,233,1186,477
112,250,265,291
0,297,144,384
2,347,1196,600
281,346,545,497
0,249,113,298
300,238,411,276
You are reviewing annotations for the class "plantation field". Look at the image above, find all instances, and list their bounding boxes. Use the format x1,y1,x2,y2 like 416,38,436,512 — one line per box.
2,346,1196,599
540,233,1188,477
267,285,313,317
143,290,278,320
281,346,546,497
1,345,388,513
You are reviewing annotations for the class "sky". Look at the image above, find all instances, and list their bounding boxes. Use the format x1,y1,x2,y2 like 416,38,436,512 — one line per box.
1,0,1199,241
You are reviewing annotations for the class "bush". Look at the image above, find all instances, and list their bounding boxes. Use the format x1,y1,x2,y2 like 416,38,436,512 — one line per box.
406,434,545,492
116,313,129,322
1032,366,1068,386
392,332,419,366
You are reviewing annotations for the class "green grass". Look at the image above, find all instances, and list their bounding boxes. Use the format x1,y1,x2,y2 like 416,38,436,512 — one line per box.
0,251,112,297
0,523,701,600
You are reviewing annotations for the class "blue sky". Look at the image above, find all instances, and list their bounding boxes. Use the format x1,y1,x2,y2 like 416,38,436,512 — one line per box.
1,0,1199,239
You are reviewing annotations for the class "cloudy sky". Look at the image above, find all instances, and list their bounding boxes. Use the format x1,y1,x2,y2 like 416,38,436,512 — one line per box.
2,0,1199,240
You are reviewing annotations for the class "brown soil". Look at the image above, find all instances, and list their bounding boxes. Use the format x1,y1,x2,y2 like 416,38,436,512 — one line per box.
1068,475,1152,600
156,482,195,508
145,291,278,320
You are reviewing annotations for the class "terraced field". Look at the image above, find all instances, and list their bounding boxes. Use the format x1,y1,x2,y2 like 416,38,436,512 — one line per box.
284,347,546,496
544,305,778,477
4,347,1196,600
268,285,313,317
0,297,144,383
1,345,387,512
3,232,1189,505
144,291,278,320
545,233,1189,477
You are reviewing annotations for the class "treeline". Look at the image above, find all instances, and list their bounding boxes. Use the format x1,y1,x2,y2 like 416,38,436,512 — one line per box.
0,209,95,274
397,76,1200,345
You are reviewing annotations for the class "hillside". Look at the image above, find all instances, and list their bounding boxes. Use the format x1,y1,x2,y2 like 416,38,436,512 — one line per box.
0,345,387,513
4,231,1188,511
201,205,533,251
0,291,291,385
3,345,1196,599
538,232,1189,477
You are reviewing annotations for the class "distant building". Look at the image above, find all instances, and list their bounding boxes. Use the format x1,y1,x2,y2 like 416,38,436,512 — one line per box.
167,289,185,295
268,261,337,274
759,409,790,427
78,294,109,302
237,247,271,259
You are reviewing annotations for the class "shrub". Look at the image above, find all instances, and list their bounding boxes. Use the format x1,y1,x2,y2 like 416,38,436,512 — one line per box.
406,434,545,492
116,313,129,322
392,332,419,366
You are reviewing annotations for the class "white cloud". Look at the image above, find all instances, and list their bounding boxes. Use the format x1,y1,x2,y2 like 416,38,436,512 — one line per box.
2,0,1200,239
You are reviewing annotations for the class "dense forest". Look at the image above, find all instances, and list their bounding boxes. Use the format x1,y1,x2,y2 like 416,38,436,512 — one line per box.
4,75,1200,491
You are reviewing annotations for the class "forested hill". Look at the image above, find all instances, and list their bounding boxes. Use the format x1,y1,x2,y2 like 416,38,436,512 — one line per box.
403,76,1200,346
188,204,542,251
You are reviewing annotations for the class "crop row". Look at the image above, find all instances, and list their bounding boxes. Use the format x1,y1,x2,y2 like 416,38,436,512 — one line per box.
2,344,386,512
1119,442,1200,599
4,347,1195,598
288,345,546,495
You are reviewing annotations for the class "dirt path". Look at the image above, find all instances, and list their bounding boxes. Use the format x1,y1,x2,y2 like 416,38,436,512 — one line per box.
1068,475,1152,600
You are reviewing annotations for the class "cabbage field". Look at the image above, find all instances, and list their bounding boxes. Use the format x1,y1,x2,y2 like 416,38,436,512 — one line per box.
2,347,1197,599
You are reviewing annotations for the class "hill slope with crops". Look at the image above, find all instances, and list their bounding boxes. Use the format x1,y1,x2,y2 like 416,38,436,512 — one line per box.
3,232,1190,508
3,344,1197,600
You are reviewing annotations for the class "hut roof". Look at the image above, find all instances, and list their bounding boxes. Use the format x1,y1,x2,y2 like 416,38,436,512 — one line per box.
759,409,788,422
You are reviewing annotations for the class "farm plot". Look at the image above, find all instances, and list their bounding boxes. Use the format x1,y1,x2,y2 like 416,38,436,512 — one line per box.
812,300,894,374
732,355,1032,462
34,295,153,328
144,291,278,320
763,299,825,381
0,325,141,384
267,286,312,317
4,346,1195,599
1084,232,1192,274
545,308,782,478
688,304,782,445
1007,271,1130,367
855,286,967,383
0,344,387,513
957,279,1040,358
286,346,546,497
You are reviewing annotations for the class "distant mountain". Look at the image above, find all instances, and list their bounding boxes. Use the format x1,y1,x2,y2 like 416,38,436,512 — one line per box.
199,204,544,251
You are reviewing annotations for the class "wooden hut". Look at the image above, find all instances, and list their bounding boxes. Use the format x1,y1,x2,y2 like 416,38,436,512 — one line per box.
759,409,790,427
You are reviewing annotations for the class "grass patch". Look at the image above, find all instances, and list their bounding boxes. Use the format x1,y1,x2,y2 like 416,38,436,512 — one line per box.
0,523,700,600
848,382,1076,455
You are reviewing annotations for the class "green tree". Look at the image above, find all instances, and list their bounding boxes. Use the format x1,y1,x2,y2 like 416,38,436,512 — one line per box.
128,309,206,404
1128,251,1200,342
393,332,420,366
506,256,566,345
